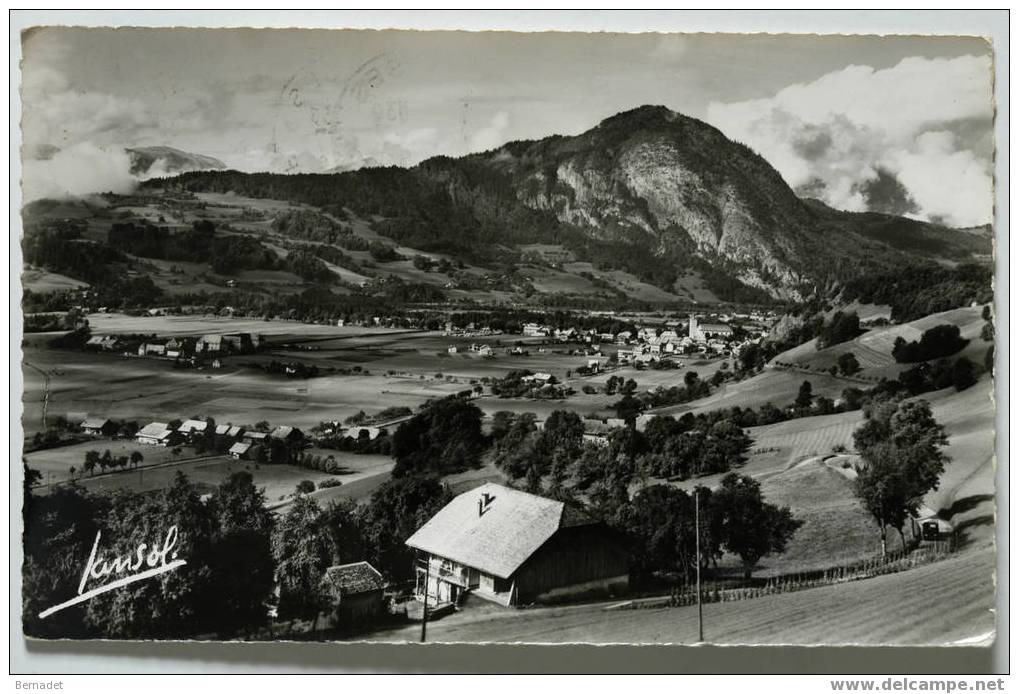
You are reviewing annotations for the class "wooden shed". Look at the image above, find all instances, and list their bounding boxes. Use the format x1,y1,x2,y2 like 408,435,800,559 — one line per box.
323,561,386,624
406,483,629,607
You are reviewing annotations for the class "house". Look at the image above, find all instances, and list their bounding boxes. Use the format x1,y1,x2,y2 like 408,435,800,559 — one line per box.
688,316,734,343
80,417,116,437
136,422,175,446
447,345,458,354
243,431,268,443
228,441,253,459
406,484,629,607
322,562,386,624
270,425,304,445
478,345,494,358
522,323,547,337
216,424,245,438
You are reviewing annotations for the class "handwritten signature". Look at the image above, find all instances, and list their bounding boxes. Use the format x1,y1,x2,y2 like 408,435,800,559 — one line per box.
39,526,187,619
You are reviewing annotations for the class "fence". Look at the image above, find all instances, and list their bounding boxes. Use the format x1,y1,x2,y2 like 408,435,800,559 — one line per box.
620,539,955,610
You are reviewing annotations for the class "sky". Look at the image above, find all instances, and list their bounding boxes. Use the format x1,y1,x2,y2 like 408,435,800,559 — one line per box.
20,28,995,227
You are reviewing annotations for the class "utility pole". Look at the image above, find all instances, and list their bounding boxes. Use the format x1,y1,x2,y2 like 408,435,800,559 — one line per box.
695,487,704,643
419,559,429,643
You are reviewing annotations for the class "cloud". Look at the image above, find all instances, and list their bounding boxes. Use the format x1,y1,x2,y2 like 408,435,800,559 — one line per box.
706,55,994,227
469,111,511,153
22,143,137,201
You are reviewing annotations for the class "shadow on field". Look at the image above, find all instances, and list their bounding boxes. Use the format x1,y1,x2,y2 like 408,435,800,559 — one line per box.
939,493,995,521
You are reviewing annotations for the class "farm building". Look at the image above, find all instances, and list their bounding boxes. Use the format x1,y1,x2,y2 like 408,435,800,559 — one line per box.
215,424,245,438
406,484,629,607
85,335,120,351
270,425,304,444
322,561,386,624
80,417,116,437
137,342,167,356
243,431,268,443
228,441,255,459
136,422,177,446
195,334,224,354
177,419,208,439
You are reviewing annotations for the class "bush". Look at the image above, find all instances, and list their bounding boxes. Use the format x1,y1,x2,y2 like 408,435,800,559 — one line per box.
295,480,316,495
318,478,343,489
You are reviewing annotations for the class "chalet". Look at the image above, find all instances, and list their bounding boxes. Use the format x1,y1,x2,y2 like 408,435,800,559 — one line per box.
406,484,629,607
270,425,304,445
323,562,386,624
478,345,494,358
164,337,185,358
136,422,175,446
80,417,116,437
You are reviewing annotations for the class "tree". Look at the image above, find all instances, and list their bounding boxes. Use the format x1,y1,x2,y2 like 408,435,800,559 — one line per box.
853,399,949,556
391,397,485,476
272,495,331,629
170,447,182,461
951,357,977,391
713,473,802,578
83,450,100,476
794,380,814,409
295,480,316,495
130,451,144,469
837,352,861,377
355,476,453,580
207,471,275,634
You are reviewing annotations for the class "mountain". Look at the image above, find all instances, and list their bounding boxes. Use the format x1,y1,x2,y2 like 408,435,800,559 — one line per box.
150,106,991,302
127,146,227,177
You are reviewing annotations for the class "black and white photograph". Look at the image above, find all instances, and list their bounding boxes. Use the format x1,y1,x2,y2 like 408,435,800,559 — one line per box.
12,13,1004,663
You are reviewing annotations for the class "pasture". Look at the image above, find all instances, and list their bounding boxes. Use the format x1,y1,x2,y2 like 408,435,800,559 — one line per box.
25,439,187,485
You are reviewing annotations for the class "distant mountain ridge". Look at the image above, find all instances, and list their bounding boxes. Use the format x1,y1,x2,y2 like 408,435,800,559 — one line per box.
149,105,992,301
127,146,227,177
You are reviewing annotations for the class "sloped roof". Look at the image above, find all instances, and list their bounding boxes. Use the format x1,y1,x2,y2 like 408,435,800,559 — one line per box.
215,424,231,435
406,483,596,579
324,562,385,595
271,425,301,439
226,425,245,437
137,422,169,438
178,419,208,433
228,441,251,455
81,417,109,429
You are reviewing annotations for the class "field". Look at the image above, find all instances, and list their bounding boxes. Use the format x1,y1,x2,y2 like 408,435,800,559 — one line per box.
22,268,88,293
775,305,990,382
355,546,995,645
34,447,392,505
25,439,186,485
652,368,851,417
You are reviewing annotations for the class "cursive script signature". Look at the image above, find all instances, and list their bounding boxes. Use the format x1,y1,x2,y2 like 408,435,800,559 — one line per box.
39,526,187,619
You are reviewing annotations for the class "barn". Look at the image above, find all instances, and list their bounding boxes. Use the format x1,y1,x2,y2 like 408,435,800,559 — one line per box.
80,417,116,437
406,483,629,607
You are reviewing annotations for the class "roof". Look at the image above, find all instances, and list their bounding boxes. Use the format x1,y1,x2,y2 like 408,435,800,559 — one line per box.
405,483,596,579
244,431,268,440
81,417,109,429
228,441,252,455
178,419,208,433
699,323,733,332
324,562,385,595
271,425,300,439
226,425,245,437
137,422,170,438
215,424,230,435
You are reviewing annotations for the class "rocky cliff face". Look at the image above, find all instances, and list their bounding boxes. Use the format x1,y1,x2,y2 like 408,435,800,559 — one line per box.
461,106,821,298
